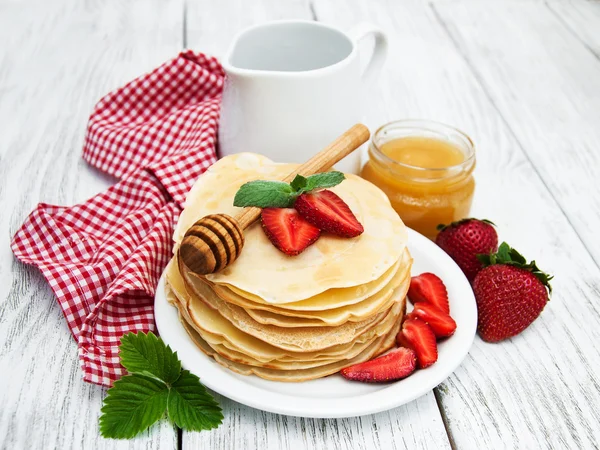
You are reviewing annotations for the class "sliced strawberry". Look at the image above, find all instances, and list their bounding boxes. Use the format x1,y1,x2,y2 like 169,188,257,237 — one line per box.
261,208,320,256
340,347,416,383
396,318,438,369
410,302,457,338
295,189,364,238
408,273,450,314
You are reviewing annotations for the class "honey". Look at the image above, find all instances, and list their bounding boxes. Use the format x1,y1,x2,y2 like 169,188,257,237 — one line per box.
360,120,475,239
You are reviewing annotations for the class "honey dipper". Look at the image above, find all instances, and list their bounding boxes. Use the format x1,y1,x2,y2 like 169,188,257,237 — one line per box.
179,123,370,276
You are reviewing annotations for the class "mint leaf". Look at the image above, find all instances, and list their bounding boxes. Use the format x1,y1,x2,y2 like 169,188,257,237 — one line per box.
100,374,169,439
233,180,294,208
167,370,223,431
233,171,346,209
302,172,345,192
120,331,181,383
290,174,308,192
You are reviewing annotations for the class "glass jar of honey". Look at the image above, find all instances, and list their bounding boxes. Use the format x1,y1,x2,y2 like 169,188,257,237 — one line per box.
360,120,476,239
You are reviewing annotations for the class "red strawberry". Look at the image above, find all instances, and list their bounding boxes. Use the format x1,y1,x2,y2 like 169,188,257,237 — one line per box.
408,302,457,338
408,273,450,314
294,189,364,238
473,242,552,342
396,318,438,369
436,219,498,283
261,208,320,256
341,347,416,383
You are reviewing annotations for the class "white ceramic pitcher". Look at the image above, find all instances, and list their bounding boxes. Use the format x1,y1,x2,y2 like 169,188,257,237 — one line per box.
218,20,388,173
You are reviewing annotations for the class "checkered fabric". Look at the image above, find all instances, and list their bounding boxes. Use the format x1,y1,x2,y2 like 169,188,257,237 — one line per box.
11,51,224,386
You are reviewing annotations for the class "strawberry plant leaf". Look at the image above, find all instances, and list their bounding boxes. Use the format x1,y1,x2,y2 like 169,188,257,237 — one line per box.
476,253,491,265
478,242,553,294
120,331,181,383
100,332,223,440
508,247,527,265
167,370,223,431
100,374,169,439
496,242,511,262
233,180,295,208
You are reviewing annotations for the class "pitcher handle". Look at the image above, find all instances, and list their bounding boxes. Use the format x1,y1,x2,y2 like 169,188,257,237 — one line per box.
348,23,388,83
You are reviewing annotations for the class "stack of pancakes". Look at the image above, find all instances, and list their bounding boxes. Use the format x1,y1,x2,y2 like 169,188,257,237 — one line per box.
165,153,412,382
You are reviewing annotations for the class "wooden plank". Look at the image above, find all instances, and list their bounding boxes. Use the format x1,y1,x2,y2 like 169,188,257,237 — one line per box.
314,0,600,448
0,0,183,448
433,0,600,266
183,1,452,449
187,394,449,450
547,0,600,60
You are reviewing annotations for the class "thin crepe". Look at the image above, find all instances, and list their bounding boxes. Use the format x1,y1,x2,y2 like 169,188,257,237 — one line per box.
181,316,401,382
165,259,406,362
174,258,394,352
209,249,412,325
173,153,407,303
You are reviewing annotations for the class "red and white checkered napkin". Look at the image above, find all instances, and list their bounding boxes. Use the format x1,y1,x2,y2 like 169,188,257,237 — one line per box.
11,51,224,386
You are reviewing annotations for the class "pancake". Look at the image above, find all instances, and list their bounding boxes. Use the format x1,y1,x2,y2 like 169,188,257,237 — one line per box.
181,315,402,382
214,257,402,311
174,153,407,303
180,299,403,370
203,330,371,365
210,249,412,327
181,266,391,352
166,276,406,363
235,258,410,327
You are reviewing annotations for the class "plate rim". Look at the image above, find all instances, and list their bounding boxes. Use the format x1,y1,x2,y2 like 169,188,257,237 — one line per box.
155,228,477,418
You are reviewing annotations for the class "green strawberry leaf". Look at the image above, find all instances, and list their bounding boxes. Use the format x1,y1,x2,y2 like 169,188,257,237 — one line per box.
496,242,511,262
99,374,169,439
476,253,491,266
167,370,223,431
120,331,181,383
100,332,223,440
233,180,295,208
508,247,527,265
477,241,553,294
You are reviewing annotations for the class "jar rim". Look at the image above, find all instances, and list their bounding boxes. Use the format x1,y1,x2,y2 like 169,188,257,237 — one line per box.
370,119,476,173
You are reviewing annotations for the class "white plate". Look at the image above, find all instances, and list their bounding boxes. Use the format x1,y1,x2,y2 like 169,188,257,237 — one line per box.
155,228,477,418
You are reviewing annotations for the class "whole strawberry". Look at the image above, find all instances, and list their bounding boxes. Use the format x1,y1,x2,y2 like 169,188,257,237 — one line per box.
473,242,552,342
436,219,498,283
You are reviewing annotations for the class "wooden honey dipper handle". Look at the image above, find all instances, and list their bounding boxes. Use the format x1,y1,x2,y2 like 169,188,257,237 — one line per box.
234,123,370,229
179,124,370,275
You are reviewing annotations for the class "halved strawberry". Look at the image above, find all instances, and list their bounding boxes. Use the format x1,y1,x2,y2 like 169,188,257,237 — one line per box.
409,302,457,338
408,273,450,314
261,208,320,256
340,347,416,383
295,189,364,238
396,318,438,369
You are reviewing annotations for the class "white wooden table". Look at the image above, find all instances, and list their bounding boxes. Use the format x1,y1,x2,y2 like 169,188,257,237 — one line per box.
2,0,600,448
